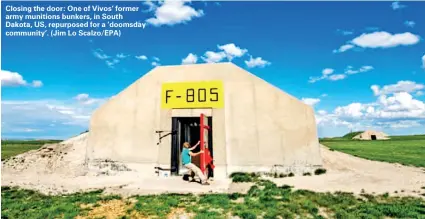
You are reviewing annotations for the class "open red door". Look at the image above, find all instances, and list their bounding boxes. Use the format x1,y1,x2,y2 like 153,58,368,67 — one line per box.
199,113,209,175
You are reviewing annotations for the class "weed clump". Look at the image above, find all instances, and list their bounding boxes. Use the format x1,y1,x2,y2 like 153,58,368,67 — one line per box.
230,172,258,183
382,192,389,198
314,168,327,175
303,172,311,176
288,172,294,177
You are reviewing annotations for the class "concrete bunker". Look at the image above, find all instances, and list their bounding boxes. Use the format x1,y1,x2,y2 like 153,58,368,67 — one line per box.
352,130,390,141
86,63,323,180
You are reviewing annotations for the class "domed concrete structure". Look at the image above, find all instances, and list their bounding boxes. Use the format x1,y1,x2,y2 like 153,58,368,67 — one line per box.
86,63,323,179
352,130,390,140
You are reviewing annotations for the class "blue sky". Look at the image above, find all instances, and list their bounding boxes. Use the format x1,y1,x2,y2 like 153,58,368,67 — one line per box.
1,1,425,139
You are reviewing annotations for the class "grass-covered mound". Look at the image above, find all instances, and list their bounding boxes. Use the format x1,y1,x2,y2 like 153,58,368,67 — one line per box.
342,131,364,139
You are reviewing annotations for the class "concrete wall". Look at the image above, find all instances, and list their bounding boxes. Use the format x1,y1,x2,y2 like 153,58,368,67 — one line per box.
87,63,322,179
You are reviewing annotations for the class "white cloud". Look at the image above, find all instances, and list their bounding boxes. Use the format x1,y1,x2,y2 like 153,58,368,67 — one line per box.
217,43,248,60
329,74,346,81
315,111,357,130
7,127,42,133
152,61,160,67
359,65,374,72
416,91,424,96
75,94,89,101
308,76,324,84
321,94,328,97
106,59,120,68
378,120,421,129
1,70,27,86
116,53,129,59
316,90,425,136
92,48,110,60
404,21,415,28
201,51,226,63
153,56,160,62
391,1,406,10
23,128,41,132
344,65,374,75
1,70,43,88
317,110,327,115
32,80,43,88
351,31,420,48
333,44,354,53
334,103,365,118
371,81,424,96
244,56,271,68
309,65,373,83
376,92,425,116
135,55,148,60
366,106,375,114
197,43,268,67
1,97,109,138
182,53,198,64
302,98,320,106
334,31,420,53
309,68,333,83
196,42,270,66
322,68,334,75
74,93,104,105
422,54,425,69
92,49,124,68
199,43,251,63
146,0,204,26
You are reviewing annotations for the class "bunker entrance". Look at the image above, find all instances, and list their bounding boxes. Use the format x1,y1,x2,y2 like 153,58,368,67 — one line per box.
371,135,377,140
171,117,213,177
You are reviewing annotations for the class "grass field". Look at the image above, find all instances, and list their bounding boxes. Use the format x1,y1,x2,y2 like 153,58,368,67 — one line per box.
1,140,62,161
320,135,425,168
2,136,425,218
2,177,425,219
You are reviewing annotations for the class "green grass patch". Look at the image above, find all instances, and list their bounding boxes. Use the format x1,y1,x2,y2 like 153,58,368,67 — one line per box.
315,168,327,175
1,140,62,160
320,135,425,167
230,172,259,182
130,194,185,217
2,144,42,161
1,186,120,218
3,180,425,219
342,131,364,139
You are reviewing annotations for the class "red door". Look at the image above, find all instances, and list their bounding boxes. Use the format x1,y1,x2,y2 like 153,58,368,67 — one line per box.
200,113,209,175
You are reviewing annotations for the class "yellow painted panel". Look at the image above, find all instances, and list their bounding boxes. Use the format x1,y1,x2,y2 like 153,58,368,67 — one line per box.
161,81,224,109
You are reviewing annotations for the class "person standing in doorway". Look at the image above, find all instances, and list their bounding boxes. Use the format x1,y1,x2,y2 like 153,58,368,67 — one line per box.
182,141,210,185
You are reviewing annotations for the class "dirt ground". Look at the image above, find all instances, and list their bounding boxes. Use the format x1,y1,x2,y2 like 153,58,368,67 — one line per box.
2,134,425,198
271,146,425,198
